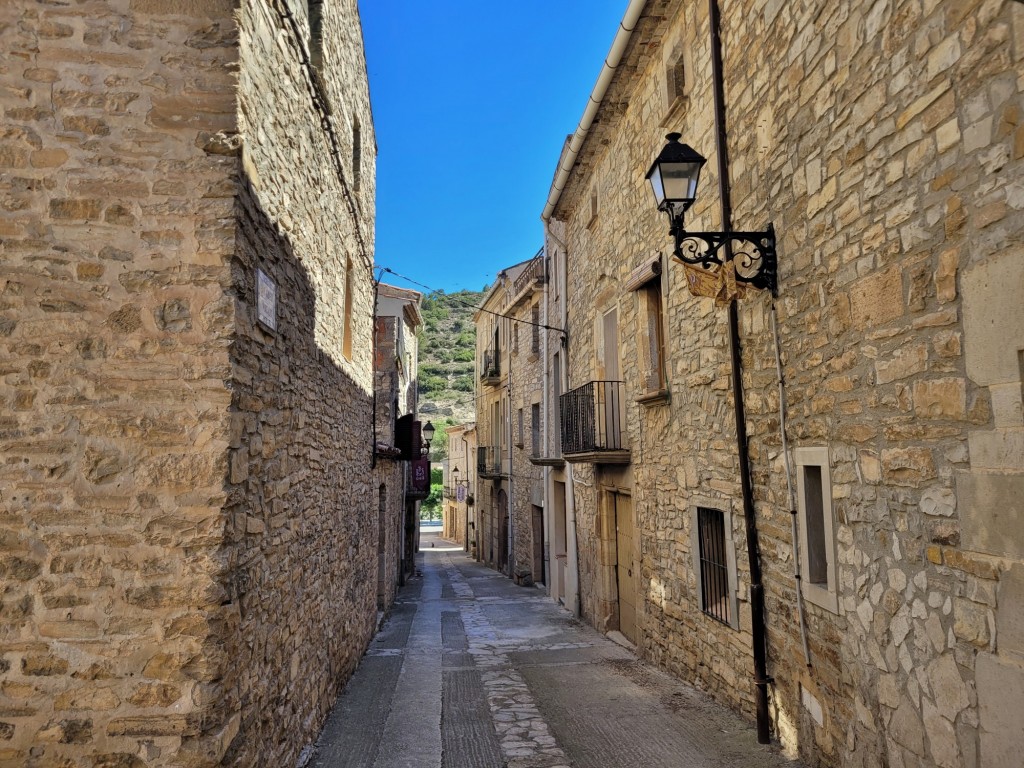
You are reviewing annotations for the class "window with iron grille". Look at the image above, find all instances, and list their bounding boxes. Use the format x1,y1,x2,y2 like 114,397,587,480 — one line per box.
531,403,540,458
695,506,732,626
531,304,540,355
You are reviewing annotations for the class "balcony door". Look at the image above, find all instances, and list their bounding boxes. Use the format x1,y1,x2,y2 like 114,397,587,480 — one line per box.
601,308,623,450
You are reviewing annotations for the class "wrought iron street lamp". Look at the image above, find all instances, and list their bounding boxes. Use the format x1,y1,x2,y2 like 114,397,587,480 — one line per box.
422,421,435,455
646,133,777,294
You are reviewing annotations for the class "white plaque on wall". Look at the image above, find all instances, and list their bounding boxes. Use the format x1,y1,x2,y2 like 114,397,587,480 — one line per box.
256,268,276,331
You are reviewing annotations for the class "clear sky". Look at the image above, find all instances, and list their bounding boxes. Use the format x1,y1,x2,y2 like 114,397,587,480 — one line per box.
360,1,628,293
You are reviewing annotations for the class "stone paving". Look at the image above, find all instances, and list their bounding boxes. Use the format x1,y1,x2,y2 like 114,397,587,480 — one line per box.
312,531,803,768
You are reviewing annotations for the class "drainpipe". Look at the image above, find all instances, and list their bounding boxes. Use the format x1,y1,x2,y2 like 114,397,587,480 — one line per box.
541,243,552,593
541,0,647,221
708,0,771,744
544,222,581,619
540,0,644,614
462,434,471,553
503,278,515,578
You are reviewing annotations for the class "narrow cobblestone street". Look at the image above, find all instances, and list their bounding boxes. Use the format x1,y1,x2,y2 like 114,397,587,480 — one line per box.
312,531,801,768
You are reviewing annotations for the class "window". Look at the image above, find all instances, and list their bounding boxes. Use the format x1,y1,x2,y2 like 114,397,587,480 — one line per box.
588,187,599,226
353,116,362,193
531,403,540,458
665,41,692,112
342,256,353,360
307,0,324,70
601,307,619,380
512,322,519,355
796,447,838,613
553,351,562,456
626,258,667,401
531,304,540,355
690,499,738,629
640,276,666,394
516,408,524,448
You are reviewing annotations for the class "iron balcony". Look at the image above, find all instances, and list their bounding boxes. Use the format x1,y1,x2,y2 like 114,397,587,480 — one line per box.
559,380,630,464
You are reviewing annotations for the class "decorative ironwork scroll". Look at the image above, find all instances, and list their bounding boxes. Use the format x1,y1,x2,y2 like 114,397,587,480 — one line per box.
670,222,777,295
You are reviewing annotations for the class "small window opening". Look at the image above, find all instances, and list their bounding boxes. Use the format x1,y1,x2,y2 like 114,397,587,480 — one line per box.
697,507,730,625
353,116,362,193
307,0,324,70
343,256,353,360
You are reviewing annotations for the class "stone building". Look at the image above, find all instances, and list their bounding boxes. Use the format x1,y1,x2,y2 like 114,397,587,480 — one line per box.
373,283,423,606
443,422,476,555
473,259,533,574
540,1,1024,767
0,1,380,765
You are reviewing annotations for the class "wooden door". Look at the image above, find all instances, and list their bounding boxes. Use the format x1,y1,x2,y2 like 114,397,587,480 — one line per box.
615,492,637,643
531,505,545,585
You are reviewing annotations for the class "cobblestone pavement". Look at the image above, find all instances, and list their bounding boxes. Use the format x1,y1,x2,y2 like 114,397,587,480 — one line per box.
312,532,803,768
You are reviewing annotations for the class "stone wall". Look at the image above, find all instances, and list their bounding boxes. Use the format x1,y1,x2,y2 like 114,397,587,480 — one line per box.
223,0,377,764
0,1,239,764
0,0,380,764
548,1,1024,766
508,282,545,581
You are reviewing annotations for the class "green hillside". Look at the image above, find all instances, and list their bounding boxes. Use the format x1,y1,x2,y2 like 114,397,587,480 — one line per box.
417,289,484,458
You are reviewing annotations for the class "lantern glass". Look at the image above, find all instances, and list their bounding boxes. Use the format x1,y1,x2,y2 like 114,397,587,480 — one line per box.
422,421,435,444
645,134,706,216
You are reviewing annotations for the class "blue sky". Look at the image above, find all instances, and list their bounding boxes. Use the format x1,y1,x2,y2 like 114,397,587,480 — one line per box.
360,1,628,293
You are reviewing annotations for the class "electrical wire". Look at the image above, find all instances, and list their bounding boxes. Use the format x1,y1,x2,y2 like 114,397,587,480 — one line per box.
379,266,567,336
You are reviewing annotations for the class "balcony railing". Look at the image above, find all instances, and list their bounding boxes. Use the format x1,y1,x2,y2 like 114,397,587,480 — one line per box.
511,248,547,296
477,445,502,477
480,350,500,383
559,381,630,463
443,486,457,500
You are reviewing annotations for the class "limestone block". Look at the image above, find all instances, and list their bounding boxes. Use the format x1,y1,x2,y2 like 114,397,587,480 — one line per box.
913,379,966,419
922,699,959,768
875,345,928,385
850,267,904,329
889,695,926,754
967,429,1024,471
882,447,936,486
961,248,1024,386
958,471,1024,559
976,653,1024,766
996,564,1024,660
920,486,956,517
927,654,969,720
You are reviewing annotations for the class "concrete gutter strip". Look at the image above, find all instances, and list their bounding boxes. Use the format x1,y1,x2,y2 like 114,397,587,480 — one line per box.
541,0,647,222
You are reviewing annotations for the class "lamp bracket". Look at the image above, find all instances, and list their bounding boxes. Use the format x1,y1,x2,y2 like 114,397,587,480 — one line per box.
670,220,777,295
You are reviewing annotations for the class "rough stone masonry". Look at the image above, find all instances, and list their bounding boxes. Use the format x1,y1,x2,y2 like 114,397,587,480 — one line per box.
0,1,379,765
544,1,1024,767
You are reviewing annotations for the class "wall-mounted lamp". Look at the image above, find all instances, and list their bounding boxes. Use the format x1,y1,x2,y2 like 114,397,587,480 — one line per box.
646,133,777,294
421,421,435,455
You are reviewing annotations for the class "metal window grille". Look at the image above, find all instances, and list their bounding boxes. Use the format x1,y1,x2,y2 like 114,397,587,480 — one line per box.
559,381,625,455
697,507,730,625
531,403,540,458
531,304,540,354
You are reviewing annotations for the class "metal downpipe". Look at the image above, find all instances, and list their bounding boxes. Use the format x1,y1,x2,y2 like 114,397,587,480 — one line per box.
708,0,772,744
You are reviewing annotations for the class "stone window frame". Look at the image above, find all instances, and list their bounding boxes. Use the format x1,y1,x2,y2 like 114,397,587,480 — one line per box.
630,264,668,405
689,495,740,630
661,29,693,124
795,446,840,614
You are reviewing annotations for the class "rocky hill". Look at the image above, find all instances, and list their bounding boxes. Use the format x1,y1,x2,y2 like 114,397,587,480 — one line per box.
417,289,484,457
